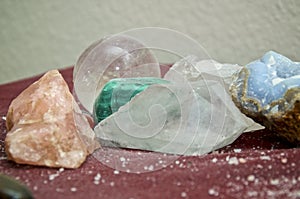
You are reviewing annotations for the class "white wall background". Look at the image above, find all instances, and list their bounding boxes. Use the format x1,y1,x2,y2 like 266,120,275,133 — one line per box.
0,0,299,84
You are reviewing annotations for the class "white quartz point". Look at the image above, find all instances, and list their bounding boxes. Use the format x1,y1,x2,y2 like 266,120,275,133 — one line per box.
94,56,262,155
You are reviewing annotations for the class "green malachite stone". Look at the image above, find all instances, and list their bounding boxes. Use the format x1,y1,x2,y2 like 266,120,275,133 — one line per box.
93,77,169,124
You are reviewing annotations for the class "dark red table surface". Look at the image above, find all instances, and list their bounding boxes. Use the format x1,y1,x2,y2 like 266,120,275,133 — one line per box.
0,67,300,199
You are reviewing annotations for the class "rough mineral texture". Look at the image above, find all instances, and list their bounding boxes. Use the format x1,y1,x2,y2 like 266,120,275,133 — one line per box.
93,77,169,124
5,70,100,168
95,56,262,155
230,51,300,144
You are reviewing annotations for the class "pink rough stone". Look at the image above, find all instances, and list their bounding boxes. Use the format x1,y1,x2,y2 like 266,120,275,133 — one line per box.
5,70,100,168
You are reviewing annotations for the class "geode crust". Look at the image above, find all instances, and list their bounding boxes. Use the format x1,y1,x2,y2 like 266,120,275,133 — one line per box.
5,70,100,168
230,51,300,144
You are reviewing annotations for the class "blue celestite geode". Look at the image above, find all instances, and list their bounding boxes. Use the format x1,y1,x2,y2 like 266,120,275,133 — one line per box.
230,51,300,143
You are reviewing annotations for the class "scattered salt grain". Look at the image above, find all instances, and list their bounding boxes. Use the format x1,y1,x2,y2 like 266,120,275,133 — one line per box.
181,191,187,198
114,170,120,175
233,149,241,153
208,188,219,196
247,175,255,182
211,158,218,163
70,187,77,192
228,157,239,165
94,173,101,181
49,173,59,181
148,165,154,171
120,157,126,162
260,156,271,160
281,158,288,164
93,173,101,185
270,179,279,185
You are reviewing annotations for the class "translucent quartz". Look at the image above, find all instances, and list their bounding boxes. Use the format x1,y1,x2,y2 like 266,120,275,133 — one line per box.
94,56,262,155
93,77,169,124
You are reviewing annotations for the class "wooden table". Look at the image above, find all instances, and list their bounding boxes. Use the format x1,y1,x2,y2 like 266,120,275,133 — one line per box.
0,67,299,199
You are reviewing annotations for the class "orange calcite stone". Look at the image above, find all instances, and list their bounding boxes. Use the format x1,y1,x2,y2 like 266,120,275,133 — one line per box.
5,70,100,168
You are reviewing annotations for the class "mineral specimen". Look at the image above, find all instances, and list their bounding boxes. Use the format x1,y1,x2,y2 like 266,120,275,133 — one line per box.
5,70,100,168
230,51,300,143
93,77,169,124
73,35,160,113
94,56,261,155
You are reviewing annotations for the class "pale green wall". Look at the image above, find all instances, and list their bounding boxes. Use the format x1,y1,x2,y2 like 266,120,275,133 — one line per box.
0,0,299,84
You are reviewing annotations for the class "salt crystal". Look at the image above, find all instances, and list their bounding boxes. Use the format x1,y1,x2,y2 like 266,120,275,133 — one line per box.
208,188,219,196
148,165,154,171
228,157,239,165
260,156,271,160
113,170,120,175
247,191,258,197
247,175,255,182
211,158,218,163
70,187,77,192
181,192,187,198
238,158,247,163
94,173,101,181
281,158,288,164
49,173,59,181
120,157,126,162
270,179,279,185
233,149,241,153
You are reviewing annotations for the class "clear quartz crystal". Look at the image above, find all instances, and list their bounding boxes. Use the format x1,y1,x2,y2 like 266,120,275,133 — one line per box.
94,56,262,155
